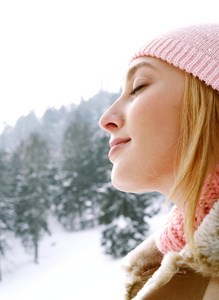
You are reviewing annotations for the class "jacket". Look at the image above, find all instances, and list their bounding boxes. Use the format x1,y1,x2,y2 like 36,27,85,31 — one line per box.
121,199,219,300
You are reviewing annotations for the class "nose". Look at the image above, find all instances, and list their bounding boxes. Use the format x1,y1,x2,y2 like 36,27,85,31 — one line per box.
99,98,124,133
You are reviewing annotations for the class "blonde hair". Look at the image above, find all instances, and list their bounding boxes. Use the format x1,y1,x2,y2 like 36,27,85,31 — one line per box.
169,73,219,248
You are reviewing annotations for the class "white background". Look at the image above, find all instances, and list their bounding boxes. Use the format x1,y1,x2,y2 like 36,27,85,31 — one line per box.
0,0,218,131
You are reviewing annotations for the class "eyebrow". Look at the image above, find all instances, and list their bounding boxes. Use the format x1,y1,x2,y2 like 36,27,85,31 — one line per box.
126,61,157,81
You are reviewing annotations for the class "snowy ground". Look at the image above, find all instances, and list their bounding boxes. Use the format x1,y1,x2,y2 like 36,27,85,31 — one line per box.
0,207,169,300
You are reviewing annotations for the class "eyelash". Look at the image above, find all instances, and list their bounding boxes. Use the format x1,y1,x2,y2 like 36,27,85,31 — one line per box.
130,84,147,95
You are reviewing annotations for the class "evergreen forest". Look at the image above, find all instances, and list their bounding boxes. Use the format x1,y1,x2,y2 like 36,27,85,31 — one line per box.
0,90,163,280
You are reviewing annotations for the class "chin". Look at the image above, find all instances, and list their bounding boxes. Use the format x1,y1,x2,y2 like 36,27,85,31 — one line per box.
111,174,154,194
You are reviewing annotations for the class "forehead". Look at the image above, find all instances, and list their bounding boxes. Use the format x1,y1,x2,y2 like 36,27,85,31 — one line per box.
125,56,185,83
126,57,158,81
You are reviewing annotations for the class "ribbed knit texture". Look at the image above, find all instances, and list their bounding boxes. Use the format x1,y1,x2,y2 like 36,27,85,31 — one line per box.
131,24,219,92
156,164,219,254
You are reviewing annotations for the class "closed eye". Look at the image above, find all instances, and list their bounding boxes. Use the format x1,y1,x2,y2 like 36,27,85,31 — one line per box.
130,84,147,95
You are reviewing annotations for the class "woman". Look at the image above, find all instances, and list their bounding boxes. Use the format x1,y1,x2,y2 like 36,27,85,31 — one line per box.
99,24,219,299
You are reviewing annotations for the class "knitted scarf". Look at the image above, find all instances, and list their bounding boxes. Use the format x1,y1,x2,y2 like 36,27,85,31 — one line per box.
156,164,219,254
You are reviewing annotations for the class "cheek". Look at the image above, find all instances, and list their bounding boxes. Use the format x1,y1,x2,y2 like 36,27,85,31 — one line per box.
128,94,165,137
128,93,182,152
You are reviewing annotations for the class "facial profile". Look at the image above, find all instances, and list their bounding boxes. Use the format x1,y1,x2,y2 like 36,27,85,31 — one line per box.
99,56,185,195
107,24,219,300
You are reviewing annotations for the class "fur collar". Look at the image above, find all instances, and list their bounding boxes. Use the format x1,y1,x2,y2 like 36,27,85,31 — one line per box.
124,200,219,300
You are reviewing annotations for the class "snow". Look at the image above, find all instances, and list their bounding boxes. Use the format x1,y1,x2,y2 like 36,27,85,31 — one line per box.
0,219,124,300
0,208,170,300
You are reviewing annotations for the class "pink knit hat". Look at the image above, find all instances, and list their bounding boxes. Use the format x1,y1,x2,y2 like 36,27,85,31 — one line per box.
130,24,219,92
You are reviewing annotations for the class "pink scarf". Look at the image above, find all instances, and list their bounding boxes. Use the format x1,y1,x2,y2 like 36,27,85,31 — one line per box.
156,165,219,254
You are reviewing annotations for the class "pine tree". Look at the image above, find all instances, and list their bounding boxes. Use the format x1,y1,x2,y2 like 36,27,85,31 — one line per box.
12,133,51,263
54,110,101,230
97,179,163,258
97,183,156,257
0,150,14,280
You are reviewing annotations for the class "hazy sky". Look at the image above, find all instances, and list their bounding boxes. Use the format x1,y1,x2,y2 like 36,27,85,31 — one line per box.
0,0,218,132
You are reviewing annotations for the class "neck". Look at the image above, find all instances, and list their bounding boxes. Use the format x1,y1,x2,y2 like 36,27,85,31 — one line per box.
162,162,219,210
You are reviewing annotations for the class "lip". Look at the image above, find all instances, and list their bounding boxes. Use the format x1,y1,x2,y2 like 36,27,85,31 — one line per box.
109,138,131,160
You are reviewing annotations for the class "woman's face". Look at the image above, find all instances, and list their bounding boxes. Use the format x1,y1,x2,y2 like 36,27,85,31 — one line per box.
99,56,185,195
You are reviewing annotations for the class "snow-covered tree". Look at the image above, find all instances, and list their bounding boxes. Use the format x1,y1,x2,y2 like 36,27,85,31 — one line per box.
54,110,101,230
0,150,14,280
98,183,160,257
12,133,51,263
